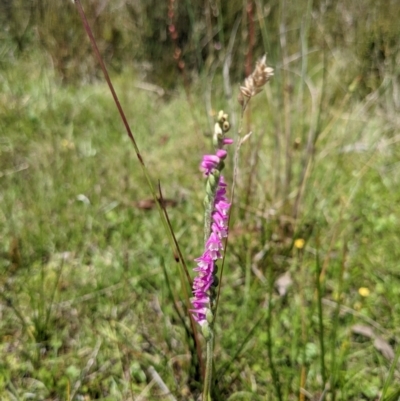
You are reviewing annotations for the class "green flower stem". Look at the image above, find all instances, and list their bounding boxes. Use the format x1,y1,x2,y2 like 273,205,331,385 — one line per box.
202,335,214,401
203,193,215,244
204,172,220,243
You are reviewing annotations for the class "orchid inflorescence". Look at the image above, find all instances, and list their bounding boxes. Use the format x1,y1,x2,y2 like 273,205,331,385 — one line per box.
191,111,232,337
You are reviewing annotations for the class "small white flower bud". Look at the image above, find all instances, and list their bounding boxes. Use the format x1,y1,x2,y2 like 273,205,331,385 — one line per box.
214,122,222,137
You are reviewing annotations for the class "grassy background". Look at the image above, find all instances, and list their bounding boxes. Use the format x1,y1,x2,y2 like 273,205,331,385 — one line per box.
1,1,400,400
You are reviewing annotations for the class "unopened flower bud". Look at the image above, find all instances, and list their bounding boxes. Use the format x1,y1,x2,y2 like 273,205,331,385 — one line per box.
202,321,213,340
206,309,214,324
222,121,230,132
216,149,227,160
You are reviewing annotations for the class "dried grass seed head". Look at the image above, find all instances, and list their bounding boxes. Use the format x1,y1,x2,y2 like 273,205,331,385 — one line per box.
239,55,274,100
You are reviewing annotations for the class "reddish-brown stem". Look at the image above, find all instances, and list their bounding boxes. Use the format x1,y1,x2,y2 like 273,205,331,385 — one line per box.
74,0,142,161
73,0,204,380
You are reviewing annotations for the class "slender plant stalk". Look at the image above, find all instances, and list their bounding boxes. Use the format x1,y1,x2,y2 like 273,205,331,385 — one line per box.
297,243,308,401
315,233,327,385
203,337,214,401
299,367,307,401
329,240,348,401
266,263,283,401
380,344,400,400
158,183,192,286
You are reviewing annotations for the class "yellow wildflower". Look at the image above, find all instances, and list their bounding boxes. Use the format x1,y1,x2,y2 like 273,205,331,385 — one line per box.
358,287,370,297
294,238,305,249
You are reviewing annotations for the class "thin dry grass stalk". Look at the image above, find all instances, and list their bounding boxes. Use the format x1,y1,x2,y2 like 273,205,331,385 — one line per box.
238,55,274,107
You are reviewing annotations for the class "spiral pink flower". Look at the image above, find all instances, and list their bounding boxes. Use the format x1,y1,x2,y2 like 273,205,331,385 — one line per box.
191,150,231,326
